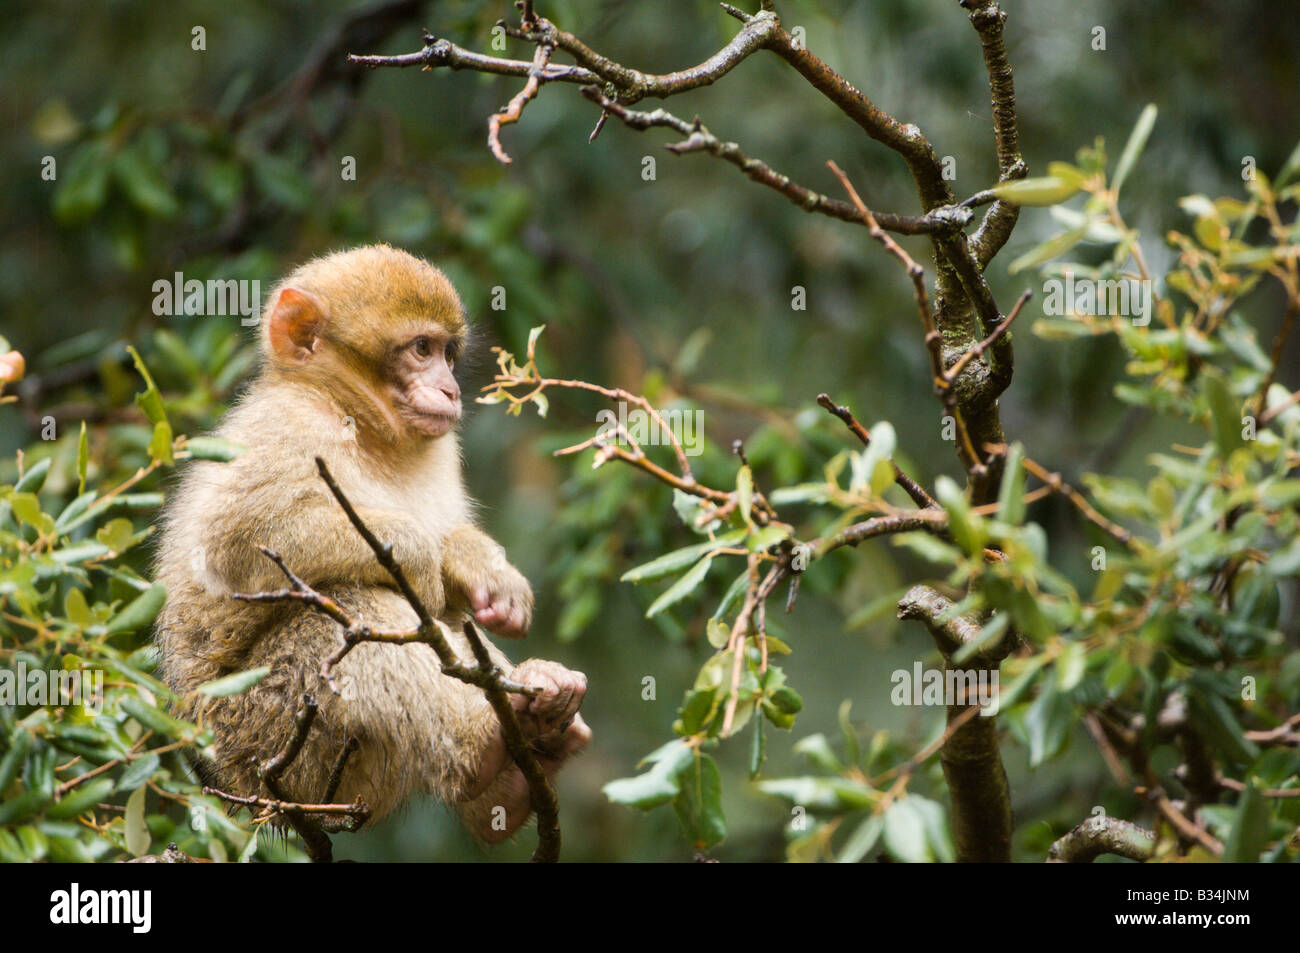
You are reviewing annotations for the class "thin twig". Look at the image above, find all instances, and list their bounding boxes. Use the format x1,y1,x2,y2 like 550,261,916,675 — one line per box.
943,288,1032,383
488,42,553,164
986,444,1139,550
815,393,938,508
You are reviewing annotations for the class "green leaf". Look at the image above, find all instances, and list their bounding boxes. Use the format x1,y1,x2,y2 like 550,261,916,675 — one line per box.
935,475,983,554
52,140,112,223
1008,225,1088,274
14,458,52,493
767,685,803,715
112,142,179,218
997,442,1027,525
63,588,94,628
757,776,875,812
185,436,247,462
845,421,895,497
124,786,150,857
883,799,931,862
792,733,843,773
119,697,199,742
705,618,730,650
9,493,53,534
526,324,546,355
951,613,1010,666
1222,778,1270,862
1056,641,1087,691
645,556,713,618
46,777,115,820
621,529,744,582
837,814,883,863
95,517,136,555
672,753,726,848
603,740,693,809
1111,104,1157,195
117,753,160,792
1024,676,1072,767
197,667,271,698
1276,135,1300,188
992,176,1082,207
105,582,167,635
913,796,956,863
736,466,754,526
1201,373,1245,455
746,525,789,553
1188,691,1259,766
712,569,749,620
76,422,89,495
0,730,33,793
148,420,175,466
126,346,167,425
1045,161,1087,190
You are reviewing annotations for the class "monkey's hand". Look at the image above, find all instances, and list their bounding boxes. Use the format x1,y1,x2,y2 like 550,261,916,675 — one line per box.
508,658,587,737
461,659,588,805
441,526,533,639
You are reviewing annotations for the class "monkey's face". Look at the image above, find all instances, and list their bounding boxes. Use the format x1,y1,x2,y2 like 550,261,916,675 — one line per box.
261,246,471,444
387,329,462,438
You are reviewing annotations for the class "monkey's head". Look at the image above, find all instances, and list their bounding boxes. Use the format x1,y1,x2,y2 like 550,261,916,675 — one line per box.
261,244,467,442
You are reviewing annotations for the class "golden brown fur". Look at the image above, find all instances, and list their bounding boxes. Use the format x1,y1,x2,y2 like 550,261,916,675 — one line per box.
153,245,588,839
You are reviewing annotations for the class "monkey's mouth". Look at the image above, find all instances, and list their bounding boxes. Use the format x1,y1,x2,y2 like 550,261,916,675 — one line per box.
412,410,460,437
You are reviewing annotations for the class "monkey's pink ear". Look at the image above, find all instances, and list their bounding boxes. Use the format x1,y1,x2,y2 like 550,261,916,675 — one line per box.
266,287,329,364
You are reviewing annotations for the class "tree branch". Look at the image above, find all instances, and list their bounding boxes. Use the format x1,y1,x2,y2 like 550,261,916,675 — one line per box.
815,393,938,508
961,0,1027,266
1047,816,1156,863
579,89,954,235
897,584,1012,862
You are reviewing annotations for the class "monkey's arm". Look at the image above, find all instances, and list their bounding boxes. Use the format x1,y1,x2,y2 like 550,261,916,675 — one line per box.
203,484,447,608
440,524,533,639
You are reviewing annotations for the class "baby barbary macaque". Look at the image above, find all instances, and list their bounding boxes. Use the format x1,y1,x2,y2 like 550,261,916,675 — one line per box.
153,245,590,842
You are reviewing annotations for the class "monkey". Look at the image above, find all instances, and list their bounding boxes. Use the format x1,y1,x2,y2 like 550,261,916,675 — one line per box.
152,244,590,845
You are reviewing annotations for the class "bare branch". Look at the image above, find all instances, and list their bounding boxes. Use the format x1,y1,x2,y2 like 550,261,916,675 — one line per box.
817,511,949,558
763,21,953,211
203,787,370,821
488,42,554,164
961,0,1027,265
815,393,938,508
513,8,779,101
255,695,342,861
1047,816,1155,863
896,584,1012,863
581,90,951,235
350,35,597,83
986,444,1141,550
943,288,1032,384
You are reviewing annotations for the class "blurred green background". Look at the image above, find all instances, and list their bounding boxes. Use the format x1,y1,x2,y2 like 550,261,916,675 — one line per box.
1,0,1296,860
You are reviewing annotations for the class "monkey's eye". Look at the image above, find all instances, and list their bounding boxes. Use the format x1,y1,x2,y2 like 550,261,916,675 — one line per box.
444,342,457,370
412,336,434,359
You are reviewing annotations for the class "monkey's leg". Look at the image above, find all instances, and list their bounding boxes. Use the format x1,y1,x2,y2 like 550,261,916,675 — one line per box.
457,714,592,843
